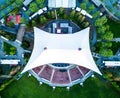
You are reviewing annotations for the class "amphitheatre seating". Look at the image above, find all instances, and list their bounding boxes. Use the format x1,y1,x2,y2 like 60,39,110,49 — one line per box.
52,69,70,84
32,65,91,85
32,66,43,74
78,66,90,75
39,65,53,81
69,67,83,81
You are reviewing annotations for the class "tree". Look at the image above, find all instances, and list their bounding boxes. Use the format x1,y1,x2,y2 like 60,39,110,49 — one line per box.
101,16,108,24
101,42,112,48
57,7,65,19
21,17,26,24
1,13,6,17
7,22,14,28
6,0,11,5
15,0,23,5
21,40,30,49
95,16,107,27
12,3,17,8
105,25,110,31
77,14,83,22
109,8,114,13
36,0,44,6
5,35,11,40
87,5,95,13
32,20,37,26
99,49,113,57
75,12,82,18
51,11,55,19
80,16,85,23
92,11,100,18
26,11,31,16
102,31,114,41
46,11,50,18
58,7,64,15
114,12,119,16
80,3,86,10
82,21,89,28
10,47,16,55
39,16,47,24
69,10,76,19
1,5,5,10
29,3,38,12
97,26,106,34
36,0,42,4
88,5,95,11
101,0,105,2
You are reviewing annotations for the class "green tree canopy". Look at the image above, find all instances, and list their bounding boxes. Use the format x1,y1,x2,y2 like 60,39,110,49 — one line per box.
97,26,107,34
69,10,76,19
39,16,47,24
95,16,107,27
29,3,38,12
101,42,112,48
102,31,114,41
80,3,86,10
88,5,95,11
99,49,113,57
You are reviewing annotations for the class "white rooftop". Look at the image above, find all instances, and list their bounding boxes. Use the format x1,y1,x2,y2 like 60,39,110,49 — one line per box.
21,27,102,75
23,0,33,6
48,0,76,8
103,61,120,66
91,0,102,7
0,59,20,64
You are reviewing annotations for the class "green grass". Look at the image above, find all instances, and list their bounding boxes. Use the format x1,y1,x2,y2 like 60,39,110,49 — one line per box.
3,42,16,55
0,73,120,98
111,42,120,54
107,18,120,38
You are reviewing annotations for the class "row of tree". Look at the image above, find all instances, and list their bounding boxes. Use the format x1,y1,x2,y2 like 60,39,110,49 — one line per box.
29,0,45,13
95,16,114,57
80,0,100,19
26,8,90,30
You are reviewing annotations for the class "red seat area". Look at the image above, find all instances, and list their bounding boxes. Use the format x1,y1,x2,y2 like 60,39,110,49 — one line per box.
78,66,90,75
39,66,53,81
32,66,43,74
52,69,70,84
69,67,83,81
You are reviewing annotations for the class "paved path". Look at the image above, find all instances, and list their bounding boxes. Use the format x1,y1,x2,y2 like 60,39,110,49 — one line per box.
112,38,120,42
16,24,26,44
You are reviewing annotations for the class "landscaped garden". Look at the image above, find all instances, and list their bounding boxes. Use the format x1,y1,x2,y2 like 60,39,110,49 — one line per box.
0,30,16,41
0,0,120,97
0,73,120,98
3,42,17,55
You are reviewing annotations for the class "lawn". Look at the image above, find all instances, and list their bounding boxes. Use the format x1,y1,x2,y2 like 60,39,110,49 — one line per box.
111,42,120,54
107,18,120,38
0,73,120,98
3,42,16,55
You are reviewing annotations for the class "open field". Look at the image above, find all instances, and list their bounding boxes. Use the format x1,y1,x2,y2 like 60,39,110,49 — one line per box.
107,18,120,38
0,73,120,98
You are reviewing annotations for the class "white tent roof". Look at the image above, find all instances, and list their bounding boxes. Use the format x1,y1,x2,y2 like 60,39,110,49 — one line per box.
21,27,102,75
48,0,76,8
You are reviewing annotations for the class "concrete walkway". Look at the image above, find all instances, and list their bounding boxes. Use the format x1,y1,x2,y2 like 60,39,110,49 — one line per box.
16,24,26,44
112,38,120,42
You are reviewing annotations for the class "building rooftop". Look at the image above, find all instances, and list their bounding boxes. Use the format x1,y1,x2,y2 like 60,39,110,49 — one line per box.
48,0,76,8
